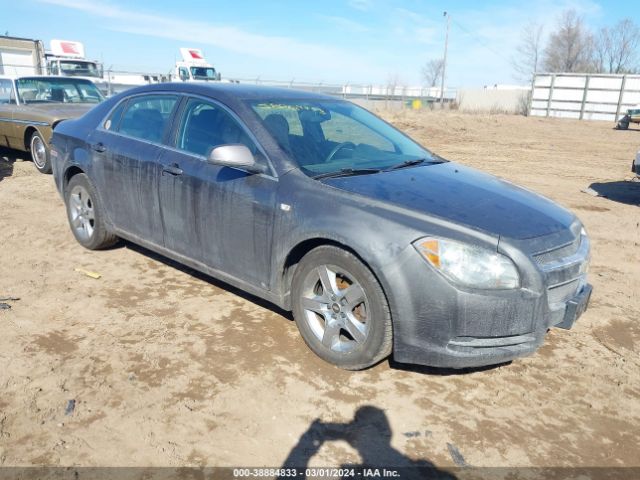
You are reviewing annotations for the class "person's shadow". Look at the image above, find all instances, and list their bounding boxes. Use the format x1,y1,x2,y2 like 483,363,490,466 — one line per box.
279,406,457,479
587,180,640,206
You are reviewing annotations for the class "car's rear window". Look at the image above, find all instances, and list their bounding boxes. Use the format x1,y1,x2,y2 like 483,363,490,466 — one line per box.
112,95,178,143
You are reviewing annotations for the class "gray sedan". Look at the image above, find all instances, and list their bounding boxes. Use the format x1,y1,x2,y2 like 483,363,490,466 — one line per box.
51,83,592,370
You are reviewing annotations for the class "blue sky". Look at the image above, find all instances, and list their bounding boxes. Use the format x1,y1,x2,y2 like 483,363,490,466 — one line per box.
1,0,637,87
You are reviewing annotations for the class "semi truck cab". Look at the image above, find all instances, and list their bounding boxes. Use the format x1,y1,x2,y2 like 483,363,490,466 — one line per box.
45,40,103,80
174,48,221,82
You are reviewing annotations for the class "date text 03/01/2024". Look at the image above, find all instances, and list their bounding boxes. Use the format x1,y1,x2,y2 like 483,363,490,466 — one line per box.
232,467,401,478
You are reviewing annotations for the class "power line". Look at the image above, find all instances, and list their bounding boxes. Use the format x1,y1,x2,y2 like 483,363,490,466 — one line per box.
450,17,513,65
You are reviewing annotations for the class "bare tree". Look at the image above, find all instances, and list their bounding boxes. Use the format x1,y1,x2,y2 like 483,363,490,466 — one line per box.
385,73,405,98
421,58,444,87
542,10,595,73
594,19,640,74
511,22,544,83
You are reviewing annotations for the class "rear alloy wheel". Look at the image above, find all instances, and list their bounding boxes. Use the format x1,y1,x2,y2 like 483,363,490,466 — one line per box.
65,173,118,250
30,131,51,174
292,246,392,370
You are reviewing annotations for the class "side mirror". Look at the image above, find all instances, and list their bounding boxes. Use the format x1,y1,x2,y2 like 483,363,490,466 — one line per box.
207,144,267,174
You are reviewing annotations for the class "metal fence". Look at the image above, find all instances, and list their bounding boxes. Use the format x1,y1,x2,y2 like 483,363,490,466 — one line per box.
0,61,459,106
232,77,457,103
530,72,640,122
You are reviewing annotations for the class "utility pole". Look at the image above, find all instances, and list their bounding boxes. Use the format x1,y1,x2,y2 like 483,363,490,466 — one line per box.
440,11,450,106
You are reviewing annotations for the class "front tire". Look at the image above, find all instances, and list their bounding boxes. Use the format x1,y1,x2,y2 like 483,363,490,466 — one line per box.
291,246,392,370
65,173,118,250
30,131,51,174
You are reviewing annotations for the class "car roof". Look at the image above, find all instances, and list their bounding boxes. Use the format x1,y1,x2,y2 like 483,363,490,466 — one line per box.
120,82,338,102
11,75,95,81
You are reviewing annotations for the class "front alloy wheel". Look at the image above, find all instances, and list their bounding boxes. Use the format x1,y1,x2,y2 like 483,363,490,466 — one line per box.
292,246,392,370
300,265,369,353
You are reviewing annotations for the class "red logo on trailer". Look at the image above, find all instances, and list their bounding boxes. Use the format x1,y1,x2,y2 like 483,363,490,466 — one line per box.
189,50,203,60
60,42,81,55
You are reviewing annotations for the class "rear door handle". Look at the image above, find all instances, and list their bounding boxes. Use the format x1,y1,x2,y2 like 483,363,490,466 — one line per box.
162,164,183,176
91,142,106,153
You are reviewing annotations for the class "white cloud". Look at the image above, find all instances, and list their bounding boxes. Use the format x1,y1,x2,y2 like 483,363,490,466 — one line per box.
36,0,383,82
348,0,373,12
394,7,427,24
318,15,370,33
34,0,608,87
391,8,440,46
434,0,604,85
414,27,437,45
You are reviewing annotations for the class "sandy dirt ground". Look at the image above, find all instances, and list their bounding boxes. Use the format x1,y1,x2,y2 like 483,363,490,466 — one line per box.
0,111,639,471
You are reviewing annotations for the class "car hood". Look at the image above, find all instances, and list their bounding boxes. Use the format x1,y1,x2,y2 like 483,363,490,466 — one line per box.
323,162,576,240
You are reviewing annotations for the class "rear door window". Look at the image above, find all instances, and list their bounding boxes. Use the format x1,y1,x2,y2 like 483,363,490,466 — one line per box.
116,95,179,143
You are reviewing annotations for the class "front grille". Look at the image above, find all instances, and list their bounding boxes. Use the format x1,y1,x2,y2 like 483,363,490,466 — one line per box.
532,234,589,310
547,279,580,306
533,236,581,265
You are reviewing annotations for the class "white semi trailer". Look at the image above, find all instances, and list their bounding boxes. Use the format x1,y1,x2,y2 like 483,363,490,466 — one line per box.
0,35,46,76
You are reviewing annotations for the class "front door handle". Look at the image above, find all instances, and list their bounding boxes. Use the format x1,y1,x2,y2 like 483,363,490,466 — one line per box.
162,164,183,176
91,142,106,153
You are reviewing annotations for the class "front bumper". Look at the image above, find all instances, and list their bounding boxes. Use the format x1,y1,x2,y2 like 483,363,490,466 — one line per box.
387,228,591,369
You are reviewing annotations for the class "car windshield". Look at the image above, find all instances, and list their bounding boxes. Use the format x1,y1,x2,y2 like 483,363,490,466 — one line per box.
249,99,438,176
16,78,104,104
59,60,101,78
190,67,217,80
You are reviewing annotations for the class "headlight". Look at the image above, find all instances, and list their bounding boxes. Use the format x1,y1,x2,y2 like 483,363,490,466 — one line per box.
413,237,520,289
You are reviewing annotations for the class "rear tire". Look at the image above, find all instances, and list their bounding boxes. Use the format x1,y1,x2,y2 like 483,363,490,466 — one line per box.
30,131,51,174
291,246,392,370
65,173,118,250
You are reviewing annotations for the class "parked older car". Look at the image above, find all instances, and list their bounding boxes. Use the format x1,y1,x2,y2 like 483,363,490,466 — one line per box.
50,83,592,370
0,75,103,173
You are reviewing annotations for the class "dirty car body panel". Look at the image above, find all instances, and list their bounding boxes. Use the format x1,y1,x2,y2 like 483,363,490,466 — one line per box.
51,83,592,369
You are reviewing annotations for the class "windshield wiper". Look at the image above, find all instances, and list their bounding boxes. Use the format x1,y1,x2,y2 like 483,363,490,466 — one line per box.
384,157,447,172
385,158,426,171
312,168,381,180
